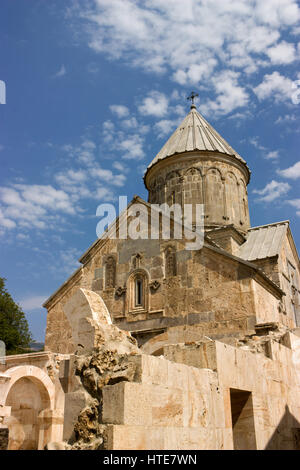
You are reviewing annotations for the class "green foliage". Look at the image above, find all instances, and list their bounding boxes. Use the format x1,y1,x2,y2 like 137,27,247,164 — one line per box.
0,277,32,355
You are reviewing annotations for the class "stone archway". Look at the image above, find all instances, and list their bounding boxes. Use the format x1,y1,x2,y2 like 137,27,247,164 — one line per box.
0,365,59,450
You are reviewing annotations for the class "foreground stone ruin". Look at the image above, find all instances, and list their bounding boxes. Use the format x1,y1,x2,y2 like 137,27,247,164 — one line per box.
1,288,300,450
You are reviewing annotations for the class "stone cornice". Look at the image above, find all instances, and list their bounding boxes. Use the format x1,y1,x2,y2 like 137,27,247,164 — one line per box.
144,150,251,188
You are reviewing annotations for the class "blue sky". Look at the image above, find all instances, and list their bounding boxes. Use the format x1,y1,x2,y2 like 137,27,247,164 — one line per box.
0,0,300,342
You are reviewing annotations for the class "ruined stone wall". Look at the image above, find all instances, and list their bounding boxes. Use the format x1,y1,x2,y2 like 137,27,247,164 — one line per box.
75,333,300,450
146,152,250,231
5,289,300,450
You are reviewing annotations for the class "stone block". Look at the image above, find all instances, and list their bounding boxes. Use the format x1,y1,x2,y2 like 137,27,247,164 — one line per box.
128,354,169,386
187,366,217,393
167,361,189,391
103,382,152,426
102,383,125,425
63,390,88,441
182,390,212,428
106,424,147,450
151,386,183,427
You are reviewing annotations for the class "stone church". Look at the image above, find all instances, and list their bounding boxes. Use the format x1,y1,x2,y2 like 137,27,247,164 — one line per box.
1,103,300,450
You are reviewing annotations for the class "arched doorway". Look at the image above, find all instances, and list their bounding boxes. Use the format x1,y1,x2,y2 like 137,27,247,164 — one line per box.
1,365,59,450
6,376,51,449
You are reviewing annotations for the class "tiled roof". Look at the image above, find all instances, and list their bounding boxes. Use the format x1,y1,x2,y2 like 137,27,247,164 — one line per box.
239,221,289,261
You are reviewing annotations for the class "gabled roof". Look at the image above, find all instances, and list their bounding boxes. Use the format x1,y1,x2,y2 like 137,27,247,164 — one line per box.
238,221,289,261
145,105,248,175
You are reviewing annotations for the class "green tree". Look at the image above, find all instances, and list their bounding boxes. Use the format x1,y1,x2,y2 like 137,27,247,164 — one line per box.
0,277,32,355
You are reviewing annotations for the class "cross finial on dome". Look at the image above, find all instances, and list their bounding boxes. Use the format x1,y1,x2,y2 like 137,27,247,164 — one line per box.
187,91,199,109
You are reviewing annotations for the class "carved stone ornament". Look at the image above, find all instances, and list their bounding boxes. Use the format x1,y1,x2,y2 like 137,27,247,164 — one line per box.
115,286,127,297
150,280,160,291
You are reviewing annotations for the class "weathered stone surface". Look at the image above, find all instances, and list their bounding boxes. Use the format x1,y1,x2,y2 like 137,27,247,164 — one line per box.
0,428,8,450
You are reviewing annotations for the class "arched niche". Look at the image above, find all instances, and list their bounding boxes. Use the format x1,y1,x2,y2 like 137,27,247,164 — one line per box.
225,171,240,226
164,246,177,277
104,255,116,289
181,167,203,208
204,167,225,225
238,178,250,228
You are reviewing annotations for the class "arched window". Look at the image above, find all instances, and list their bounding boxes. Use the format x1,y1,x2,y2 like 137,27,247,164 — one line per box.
135,276,144,307
165,247,176,277
127,270,148,313
105,256,116,288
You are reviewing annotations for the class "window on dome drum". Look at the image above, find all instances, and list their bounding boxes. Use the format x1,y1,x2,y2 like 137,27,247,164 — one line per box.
171,191,175,205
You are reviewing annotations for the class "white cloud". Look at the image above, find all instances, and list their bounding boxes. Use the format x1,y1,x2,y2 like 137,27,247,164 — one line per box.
117,134,145,160
121,117,138,129
253,180,291,202
57,140,127,197
249,137,267,152
113,161,129,173
0,132,129,236
48,247,82,277
154,119,177,138
265,150,280,160
253,72,295,103
277,161,300,179
110,104,130,118
202,71,249,116
287,199,300,216
53,65,66,78
267,41,296,64
71,0,300,106
19,295,48,311
255,0,300,27
0,207,16,229
173,60,217,85
0,184,75,231
249,137,280,160
102,109,149,160
62,139,97,166
138,91,169,117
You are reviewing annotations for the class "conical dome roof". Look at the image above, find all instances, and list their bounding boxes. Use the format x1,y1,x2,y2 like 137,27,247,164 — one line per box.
145,105,248,174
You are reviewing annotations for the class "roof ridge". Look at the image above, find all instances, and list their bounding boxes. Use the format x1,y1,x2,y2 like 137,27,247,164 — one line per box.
145,107,249,179
248,220,290,231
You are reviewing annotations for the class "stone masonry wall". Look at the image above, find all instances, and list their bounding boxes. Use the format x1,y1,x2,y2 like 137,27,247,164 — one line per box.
97,332,300,450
